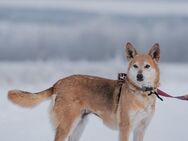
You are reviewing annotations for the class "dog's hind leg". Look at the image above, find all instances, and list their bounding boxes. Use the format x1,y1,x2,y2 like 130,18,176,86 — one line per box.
68,114,89,141
53,100,83,141
54,112,82,141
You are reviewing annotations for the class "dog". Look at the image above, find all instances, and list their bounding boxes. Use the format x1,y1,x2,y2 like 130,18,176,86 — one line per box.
8,42,160,141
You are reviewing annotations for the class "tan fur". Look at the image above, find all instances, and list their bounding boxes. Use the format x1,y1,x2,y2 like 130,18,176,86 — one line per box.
8,88,53,107
8,42,160,141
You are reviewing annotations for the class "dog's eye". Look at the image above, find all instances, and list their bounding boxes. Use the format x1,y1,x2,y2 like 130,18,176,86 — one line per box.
145,64,150,69
133,64,138,68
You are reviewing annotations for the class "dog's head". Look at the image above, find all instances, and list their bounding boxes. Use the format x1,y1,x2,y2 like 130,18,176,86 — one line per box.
125,42,160,89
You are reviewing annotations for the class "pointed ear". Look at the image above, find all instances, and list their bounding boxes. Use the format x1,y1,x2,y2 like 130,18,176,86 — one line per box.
125,42,137,61
148,43,160,63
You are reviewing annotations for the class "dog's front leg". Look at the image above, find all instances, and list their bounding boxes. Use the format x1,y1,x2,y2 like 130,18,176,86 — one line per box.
133,117,152,141
119,121,130,141
119,88,131,141
133,123,146,141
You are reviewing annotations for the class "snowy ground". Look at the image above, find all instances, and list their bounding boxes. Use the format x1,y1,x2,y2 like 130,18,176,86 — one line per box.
1,60,188,141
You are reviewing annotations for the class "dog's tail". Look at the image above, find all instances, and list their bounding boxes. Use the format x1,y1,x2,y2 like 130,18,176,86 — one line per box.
8,87,53,107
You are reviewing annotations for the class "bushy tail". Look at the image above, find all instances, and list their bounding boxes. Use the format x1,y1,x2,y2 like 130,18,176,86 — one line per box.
8,87,53,107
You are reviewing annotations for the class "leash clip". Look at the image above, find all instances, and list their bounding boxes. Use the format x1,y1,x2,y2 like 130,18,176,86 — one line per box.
118,73,127,81
148,89,163,101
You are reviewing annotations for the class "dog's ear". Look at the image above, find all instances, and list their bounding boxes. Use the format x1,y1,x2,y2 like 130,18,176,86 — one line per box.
148,43,160,63
125,42,137,61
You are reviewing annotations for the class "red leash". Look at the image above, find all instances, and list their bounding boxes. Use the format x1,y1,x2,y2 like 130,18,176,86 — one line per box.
157,89,188,101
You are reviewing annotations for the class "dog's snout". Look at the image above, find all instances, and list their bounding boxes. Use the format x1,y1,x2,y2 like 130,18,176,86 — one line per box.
137,73,144,81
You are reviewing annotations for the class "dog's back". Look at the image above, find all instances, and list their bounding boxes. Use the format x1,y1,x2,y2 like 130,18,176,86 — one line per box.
8,75,120,109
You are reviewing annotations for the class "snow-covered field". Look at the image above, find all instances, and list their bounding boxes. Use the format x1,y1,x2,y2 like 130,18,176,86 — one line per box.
0,60,188,141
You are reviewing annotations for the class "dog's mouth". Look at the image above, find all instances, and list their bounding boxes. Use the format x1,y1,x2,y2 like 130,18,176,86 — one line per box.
141,86,154,91
137,78,144,82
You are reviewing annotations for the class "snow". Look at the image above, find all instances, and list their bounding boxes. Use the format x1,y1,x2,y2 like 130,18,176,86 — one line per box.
0,60,188,141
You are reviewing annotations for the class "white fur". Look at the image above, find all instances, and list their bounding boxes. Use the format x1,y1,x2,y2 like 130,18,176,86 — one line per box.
128,61,157,88
66,116,81,141
129,103,154,131
128,63,140,86
142,61,156,87
67,115,88,141
129,92,156,141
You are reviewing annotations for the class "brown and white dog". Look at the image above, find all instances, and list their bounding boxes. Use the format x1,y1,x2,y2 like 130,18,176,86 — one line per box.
8,42,160,141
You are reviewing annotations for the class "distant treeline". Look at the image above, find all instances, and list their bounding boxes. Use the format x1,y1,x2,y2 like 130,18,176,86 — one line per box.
0,8,188,62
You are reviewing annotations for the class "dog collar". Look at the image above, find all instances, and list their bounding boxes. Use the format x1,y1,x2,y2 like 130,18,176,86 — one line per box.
142,86,163,101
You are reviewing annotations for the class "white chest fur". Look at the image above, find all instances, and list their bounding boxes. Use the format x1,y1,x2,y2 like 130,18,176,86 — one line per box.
128,92,156,131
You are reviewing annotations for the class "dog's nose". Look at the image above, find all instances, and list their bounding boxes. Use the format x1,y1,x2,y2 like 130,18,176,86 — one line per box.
137,74,143,81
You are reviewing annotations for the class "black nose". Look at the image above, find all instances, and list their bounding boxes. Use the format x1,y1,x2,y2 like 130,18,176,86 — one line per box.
137,74,143,81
